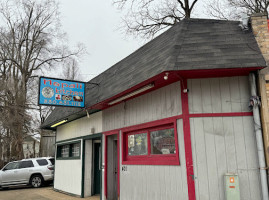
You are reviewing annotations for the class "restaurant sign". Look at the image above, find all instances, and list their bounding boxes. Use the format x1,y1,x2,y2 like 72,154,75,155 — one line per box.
38,77,85,108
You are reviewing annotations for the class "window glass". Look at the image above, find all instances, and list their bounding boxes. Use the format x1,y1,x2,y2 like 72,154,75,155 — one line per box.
61,145,69,158
20,161,34,168
150,128,175,154
128,133,148,156
72,143,80,157
36,159,48,166
49,158,55,165
4,162,20,170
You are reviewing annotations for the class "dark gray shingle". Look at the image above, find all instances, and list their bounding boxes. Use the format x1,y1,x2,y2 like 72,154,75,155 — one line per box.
42,18,266,129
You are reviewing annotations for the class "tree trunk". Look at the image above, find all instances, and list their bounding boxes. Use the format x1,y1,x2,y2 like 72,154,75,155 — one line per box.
184,0,191,18
33,140,36,157
39,129,43,157
6,129,11,162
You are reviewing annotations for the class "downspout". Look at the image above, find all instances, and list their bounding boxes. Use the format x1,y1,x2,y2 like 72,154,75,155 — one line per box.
249,73,269,200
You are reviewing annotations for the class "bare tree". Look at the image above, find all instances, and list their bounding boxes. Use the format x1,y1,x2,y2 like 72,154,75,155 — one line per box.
61,58,82,81
114,0,200,38
0,0,83,160
206,0,269,20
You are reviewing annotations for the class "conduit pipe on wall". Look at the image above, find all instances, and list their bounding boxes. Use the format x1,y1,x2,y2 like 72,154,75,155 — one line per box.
249,73,269,200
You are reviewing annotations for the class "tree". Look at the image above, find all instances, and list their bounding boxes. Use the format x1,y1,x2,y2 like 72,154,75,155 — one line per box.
206,0,269,20
114,0,200,38
0,0,83,161
61,57,82,81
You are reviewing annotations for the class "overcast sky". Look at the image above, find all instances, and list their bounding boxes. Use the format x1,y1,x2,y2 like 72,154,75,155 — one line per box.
58,0,207,81
58,0,144,81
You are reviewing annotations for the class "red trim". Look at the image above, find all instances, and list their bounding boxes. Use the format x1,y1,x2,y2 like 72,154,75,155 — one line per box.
88,72,180,110
86,67,263,111
103,130,119,136
177,67,263,79
102,109,253,198
104,135,107,197
122,119,180,166
102,111,252,137
104,131,120,199
181,79,196,200
189,112,253,118
98,68,260,199
121,115,182,132
117,133,120,198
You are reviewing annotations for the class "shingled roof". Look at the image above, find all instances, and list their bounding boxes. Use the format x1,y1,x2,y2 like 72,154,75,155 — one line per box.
42,18,266,129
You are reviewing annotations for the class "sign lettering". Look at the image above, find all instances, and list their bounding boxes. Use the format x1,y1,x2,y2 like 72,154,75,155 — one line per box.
38,77,85,108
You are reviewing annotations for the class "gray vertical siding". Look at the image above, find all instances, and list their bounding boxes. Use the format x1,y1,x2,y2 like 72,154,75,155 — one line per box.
188,77,250,114
188,76,261,200
102,81,186,200
40,133,55,157
84,140,93,197
103,81,182,132
190,116,262,200
120,120,188,200
102,76,262,200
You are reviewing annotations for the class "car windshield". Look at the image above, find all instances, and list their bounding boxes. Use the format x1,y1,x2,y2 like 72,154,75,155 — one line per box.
3,162,20,170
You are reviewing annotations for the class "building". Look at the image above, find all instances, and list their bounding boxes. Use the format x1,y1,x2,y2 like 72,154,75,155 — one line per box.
22,135,40,159
42,16,269,200
39,130,56,157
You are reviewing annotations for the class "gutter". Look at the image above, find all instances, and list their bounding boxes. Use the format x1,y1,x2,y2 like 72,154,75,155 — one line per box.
249,73,269,200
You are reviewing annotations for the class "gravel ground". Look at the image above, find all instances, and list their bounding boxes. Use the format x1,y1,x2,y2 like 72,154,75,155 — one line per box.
0,186,100,200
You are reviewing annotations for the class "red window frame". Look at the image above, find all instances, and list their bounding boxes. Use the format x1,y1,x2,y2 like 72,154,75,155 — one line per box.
122,119,180,165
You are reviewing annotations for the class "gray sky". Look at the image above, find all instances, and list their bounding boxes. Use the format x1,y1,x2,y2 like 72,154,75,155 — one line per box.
58,0,207,81
59,0,144,81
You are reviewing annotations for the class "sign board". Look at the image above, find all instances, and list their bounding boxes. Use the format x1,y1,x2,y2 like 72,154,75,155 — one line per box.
156,136,175,152
225,173,240,200
38,77,85,108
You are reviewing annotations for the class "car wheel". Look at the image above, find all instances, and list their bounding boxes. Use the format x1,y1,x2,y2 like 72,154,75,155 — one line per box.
30,175,43,188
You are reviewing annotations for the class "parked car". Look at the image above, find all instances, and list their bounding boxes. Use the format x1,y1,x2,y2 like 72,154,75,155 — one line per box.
0,157,54,189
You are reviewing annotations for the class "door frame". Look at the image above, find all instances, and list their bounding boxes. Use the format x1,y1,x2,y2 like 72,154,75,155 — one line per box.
104,131,120,199
81,133,103,199
92,140,102,195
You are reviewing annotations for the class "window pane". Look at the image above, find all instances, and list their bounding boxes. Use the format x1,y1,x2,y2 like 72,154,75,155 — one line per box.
61,145,69,157
36,159,48,166
72,143,80,157
20,161,34,168
49,158,55,165
150,128,175,155
128,133,148,156
4,162,20,170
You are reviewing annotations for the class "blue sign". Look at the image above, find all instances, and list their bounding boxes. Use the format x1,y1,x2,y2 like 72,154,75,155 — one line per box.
39,77,85,108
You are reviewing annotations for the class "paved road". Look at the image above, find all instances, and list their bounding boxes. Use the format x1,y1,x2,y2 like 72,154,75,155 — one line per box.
0,186,100,200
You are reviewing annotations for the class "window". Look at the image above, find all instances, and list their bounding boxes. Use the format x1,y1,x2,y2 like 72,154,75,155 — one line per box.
36,159,48,166
71,143,80,157
128,132,148,156
123,122,179,165
49,158,55,165
61,145,69,158
150,128,175,155
56,141,81,159
3,162,20,170
20,161,34,168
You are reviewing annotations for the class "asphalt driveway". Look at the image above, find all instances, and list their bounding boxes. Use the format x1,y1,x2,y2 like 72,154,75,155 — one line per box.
0,186,100,200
